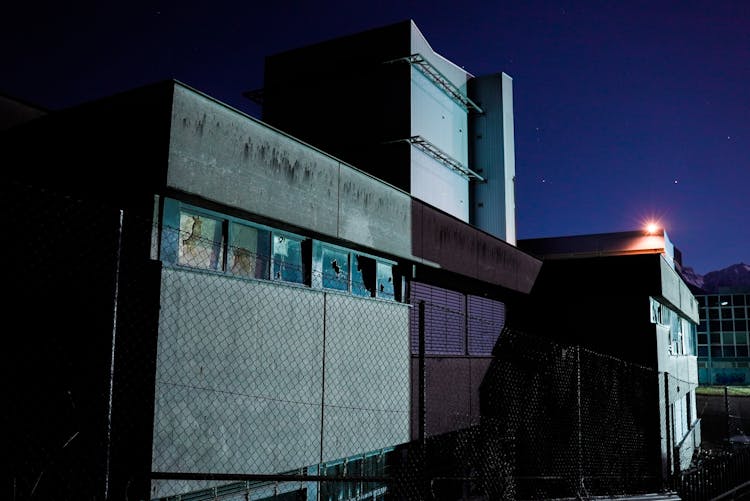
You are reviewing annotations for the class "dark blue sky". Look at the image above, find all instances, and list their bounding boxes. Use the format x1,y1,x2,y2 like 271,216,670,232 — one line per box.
4,1,748,274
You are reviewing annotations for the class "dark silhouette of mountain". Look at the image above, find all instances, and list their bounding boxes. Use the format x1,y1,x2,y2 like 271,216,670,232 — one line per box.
681,263,750,294
703,263,750,293
680,266,705,293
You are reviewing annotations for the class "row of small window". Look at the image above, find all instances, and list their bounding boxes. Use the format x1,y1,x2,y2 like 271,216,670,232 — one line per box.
318,448,393,501
697,345,750,358
698,319,750,333
697,361,750,369
649,298,695,355
697,331,749,346
700,306,748,321
161,199,399,300
697,294,748,307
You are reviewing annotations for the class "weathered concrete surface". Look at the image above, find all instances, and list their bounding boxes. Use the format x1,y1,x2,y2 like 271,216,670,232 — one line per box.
152,269,325,488
152,268,411,497
168,85,414,262
338,166,411,259
322,293,410,461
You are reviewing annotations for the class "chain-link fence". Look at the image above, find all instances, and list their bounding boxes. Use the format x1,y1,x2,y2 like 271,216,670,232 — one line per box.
11,181,746,501
696,387,750,449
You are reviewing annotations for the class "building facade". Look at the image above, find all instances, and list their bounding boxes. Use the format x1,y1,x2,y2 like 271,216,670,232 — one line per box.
258,19,516,244
517,229,701,477
695,292,750,385
5,76,539,501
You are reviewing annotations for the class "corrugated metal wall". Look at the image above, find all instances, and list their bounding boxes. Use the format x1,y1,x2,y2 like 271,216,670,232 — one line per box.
409,281,505,356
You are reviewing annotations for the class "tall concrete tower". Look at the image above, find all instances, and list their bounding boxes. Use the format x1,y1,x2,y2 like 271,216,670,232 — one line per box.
255,19,517,244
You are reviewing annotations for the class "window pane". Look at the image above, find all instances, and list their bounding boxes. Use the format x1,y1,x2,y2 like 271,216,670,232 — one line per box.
709,320,721,332
376,262,395,300
737,346,749,357
178,212,224,270
698,334,707,345
322,246,349,291
736,331,748,345
711,346,722,357
723,345,736,357
708,309,720,320
351,254,376,297
272,234,305,284
735,307,747,320
698,346,708,357
722,331,735,345
722,320,733,331
229,223,270,279
735,295,746,306
707,295,719,307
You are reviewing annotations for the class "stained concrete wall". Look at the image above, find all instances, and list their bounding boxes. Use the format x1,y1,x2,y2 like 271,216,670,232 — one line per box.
167,85,412,262
152,268,410,496
167,83,540,294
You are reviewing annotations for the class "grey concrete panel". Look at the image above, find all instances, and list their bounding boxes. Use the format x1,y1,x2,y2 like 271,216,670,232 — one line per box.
153,269,324,476
168,86,339,237
322,293,411,461
337,167,412,260
660,257,682,313
659,257,699,322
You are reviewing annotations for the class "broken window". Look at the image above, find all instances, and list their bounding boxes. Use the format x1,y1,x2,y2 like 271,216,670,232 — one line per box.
229,223,270,279
352,255,376,297
272,233,307,284
163,198,399,300
321,245,350,291
376,261,395,300
178,212,224,271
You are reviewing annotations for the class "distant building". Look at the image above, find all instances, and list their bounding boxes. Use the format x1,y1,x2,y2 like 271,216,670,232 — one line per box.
695,292,750,385
517,228,701,477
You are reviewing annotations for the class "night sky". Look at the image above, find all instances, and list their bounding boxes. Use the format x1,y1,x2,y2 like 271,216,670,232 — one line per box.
4,1,748,274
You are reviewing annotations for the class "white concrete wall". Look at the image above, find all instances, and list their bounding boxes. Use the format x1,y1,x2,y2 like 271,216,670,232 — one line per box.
410,147,468,220
408,21,471,222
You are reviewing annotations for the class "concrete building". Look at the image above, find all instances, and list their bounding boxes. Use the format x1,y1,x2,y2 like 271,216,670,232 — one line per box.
6,18,699,501
255,19,516,244
695,292,750,385
254,18,528,445
5,74,540,500
517,229,701,479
